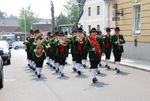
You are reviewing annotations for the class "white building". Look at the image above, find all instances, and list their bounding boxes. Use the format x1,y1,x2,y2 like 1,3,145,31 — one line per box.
78,0,115,34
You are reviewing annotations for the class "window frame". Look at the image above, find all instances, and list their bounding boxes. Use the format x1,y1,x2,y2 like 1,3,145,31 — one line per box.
88,7,91,16
132,3,142,36
97,6,100,15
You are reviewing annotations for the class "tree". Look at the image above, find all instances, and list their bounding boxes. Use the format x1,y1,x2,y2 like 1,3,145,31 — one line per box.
0,10,7,19
64,0,78,24
56,12,69,26
18,6,39,33
51,0,55,33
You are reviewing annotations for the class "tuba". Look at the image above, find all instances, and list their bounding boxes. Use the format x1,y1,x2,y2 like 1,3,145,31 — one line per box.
77,34,84,44
35,43,44,57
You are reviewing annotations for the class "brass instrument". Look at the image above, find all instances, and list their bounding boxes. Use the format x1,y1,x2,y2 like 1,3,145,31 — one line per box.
59,37,67,46
77,34,84,44
35,43,44,57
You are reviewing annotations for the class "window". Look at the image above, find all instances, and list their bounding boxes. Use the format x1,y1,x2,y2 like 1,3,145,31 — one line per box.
97,25,100,31
133,3,141,35
97,6,100,15
88,7,91,16
88,25,91,32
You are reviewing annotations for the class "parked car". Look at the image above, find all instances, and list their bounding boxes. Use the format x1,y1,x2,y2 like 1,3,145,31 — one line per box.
12,41,25,49
0,41,11,65
0,56,4,89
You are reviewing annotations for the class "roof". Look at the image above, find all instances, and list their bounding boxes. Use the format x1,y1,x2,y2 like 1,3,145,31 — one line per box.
0,19,18,26
33,24,51,32
0,26,20,32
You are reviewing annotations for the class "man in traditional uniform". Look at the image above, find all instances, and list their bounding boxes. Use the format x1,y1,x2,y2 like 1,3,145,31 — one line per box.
72,28,86,75
103,27,112,69
70,31,77,71
24,29,34,67
34,34,46,78
96,30,105,74
56,33,70,77
86,28,105,83
111,27,125,73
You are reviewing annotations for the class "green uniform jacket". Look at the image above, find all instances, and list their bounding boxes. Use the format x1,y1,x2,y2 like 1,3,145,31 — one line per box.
111,34,125,53
86,36,105,59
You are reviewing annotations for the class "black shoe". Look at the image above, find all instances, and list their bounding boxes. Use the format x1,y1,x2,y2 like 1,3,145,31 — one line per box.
35,71,37,75
61,73,64,77
46,62,49,65
53,67,56,70
73,68,77,72
83,65,86,68
37,74,41,78
97,70,100,74
77,71,81,75
33,68,35,71
50,65,52,67
92,78,98,83
107,66,110,69
117,69,120,73
65,62,67,64
99,64,102,67
56,69,59,73
115,68,118,71
28,64,30,67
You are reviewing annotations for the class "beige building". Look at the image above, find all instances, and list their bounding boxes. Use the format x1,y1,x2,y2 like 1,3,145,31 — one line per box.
116,0,150,61
78,0,115,34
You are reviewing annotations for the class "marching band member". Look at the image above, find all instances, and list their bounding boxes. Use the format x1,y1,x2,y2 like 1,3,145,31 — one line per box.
34,34,46,78
73,28,86,75
103,27,112,69
96,30,105,74
57,33,70,77
82,31,88,68
70,31,77,71
86,28,104,83
24,29,34,67
111,27,125,73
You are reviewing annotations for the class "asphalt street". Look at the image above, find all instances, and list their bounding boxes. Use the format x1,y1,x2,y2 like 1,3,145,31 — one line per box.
0,49,150,101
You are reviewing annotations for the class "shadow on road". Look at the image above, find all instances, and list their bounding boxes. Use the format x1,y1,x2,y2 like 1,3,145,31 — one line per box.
57,75,70,80
76,73,88,79
116,71,130,76
90,82,109,88
31,75,48,82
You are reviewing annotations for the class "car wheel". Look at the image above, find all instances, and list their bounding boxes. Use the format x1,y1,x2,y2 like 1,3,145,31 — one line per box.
0,69,4,89
7,59,11,65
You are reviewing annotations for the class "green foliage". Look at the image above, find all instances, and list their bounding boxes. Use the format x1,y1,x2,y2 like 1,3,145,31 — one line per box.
56,12,69,26
18,6,39,33
64,0,78,23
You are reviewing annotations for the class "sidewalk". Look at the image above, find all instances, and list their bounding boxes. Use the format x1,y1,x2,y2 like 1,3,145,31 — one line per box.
102,55,150,72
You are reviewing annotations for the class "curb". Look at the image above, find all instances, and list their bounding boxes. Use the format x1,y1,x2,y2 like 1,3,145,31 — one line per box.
107,60,150,72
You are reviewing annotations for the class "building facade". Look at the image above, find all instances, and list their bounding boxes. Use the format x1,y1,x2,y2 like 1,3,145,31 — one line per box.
116,0,150,61
78,0,115,34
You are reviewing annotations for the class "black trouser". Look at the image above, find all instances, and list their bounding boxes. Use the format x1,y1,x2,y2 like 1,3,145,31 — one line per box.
105,49,111,60
71,52,76,61
113,51,122,62
74,52,83,64
82,52,88,60
58,56,66,65
90,58,100,69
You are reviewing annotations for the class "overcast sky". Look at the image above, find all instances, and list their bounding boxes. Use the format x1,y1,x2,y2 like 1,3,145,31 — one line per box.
0,0,69,19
